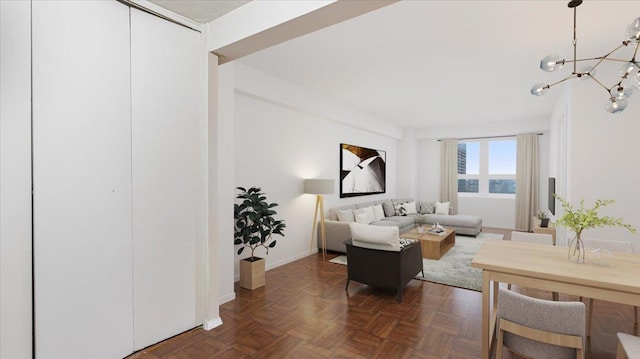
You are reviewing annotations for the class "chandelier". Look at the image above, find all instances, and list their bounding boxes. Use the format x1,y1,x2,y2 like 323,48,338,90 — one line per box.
530,0,640,114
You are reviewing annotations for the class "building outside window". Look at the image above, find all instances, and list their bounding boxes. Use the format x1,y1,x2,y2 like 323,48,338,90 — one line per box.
458,138,516,197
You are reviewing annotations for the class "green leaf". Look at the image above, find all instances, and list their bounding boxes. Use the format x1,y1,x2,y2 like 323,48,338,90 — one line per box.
237,247,244,255
268,241,277,248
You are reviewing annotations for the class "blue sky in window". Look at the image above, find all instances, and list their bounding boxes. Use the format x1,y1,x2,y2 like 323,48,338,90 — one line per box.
489,140,516,174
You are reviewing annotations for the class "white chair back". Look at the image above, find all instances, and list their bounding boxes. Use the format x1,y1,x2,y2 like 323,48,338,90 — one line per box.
510,231,553,245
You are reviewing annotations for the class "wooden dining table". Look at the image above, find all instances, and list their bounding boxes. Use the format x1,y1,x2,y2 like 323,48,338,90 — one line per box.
471,239,640,359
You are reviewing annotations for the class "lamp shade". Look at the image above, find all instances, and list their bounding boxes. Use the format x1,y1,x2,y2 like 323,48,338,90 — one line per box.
304,179,335,195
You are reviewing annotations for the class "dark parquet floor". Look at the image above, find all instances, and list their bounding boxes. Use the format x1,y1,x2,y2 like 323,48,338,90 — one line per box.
128,228,637,358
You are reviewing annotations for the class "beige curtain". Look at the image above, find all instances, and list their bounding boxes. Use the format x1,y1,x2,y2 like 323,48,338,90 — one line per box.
440,139,458,215
515,134,539,231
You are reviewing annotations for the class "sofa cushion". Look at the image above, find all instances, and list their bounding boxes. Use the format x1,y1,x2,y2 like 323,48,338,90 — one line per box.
382,200,395,217
371,219,403,227
421,214,482,228
385,215,417,227
350,222,401,252
337,210,355,223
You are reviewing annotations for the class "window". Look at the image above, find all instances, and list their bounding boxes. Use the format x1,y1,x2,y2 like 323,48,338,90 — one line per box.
458,138,516,197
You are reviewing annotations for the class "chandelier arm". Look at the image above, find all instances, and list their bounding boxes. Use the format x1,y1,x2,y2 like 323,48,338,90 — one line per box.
583,43,629,73
587,74,613,93
548,73,578,88
563,57,631,64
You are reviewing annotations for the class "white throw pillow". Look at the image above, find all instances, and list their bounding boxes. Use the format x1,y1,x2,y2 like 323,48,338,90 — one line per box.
349,222,401,251
354,212,371,224
337,210,355,223
356,206,375,223
435,201,450,215
372,204,385,221
403,201,417,215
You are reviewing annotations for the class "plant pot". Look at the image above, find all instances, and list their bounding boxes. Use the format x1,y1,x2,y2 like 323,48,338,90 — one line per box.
239,257,265,290
540,218,550,228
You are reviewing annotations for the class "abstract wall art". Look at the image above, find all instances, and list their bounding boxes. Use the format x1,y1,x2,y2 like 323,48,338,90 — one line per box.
340,143,386,198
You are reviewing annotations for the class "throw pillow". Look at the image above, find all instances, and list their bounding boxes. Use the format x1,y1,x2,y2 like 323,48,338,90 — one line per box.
372,204,385,221
354,207,375,224
435,201,450,215
403,201,418,215
381,200,395,217
393,201,407,216
419,201,436,214
336,210,355,223
354,212,372,224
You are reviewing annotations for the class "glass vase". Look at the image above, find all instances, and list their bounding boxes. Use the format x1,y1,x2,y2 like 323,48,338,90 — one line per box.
568,235,586,263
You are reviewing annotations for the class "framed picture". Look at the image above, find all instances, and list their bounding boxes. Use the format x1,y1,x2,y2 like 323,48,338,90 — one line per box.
340,143,386,198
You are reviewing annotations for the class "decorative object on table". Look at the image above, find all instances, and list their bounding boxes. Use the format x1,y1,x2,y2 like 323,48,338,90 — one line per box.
530,0,640,114
340,143,386,198
304,178,335,260
234,186,286,290
536,209,550,228
554,195,636,264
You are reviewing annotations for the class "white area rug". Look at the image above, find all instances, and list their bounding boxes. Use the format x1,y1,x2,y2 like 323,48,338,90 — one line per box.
328,232,504,291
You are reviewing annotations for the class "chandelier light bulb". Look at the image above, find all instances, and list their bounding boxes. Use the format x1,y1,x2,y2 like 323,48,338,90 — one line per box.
530,83,549,96
610,85,633,100
625,17,640,44
619,62,637,78
634,72,640,90
540,55,565,72
605,97,628,114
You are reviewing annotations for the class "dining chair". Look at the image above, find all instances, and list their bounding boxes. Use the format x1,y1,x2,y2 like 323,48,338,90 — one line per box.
616,332,640,359
508,231,557,299
510,231,554,245
496,288,586,359
582,238,637,337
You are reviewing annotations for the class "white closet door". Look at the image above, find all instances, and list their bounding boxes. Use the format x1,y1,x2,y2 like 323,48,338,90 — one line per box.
32,2,133,358
130,9,204,349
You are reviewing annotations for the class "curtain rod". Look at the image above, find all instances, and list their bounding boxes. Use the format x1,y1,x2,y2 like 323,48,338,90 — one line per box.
437,133,543,142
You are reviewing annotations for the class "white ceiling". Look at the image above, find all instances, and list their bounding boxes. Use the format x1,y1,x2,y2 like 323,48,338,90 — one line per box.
148,0,250,23
151,0,640,129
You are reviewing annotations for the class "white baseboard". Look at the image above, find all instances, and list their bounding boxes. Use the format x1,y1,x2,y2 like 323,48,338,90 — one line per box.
203,317,223,331
219,292,236,305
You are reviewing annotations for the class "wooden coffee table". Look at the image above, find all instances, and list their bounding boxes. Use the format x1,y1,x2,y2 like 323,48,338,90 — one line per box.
402,227,455,260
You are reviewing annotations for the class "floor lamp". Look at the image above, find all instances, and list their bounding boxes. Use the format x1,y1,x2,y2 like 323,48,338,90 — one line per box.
304,179,335,260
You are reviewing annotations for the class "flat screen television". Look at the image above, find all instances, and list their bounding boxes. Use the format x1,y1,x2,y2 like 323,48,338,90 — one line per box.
548,177,556,215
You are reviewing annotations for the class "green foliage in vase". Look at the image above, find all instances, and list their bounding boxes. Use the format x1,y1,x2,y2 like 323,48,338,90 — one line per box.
554,195,636,238
234,187,286,260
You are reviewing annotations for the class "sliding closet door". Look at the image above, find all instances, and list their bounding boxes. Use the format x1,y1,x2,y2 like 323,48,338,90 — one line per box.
130,9,204,349
32,2,133,358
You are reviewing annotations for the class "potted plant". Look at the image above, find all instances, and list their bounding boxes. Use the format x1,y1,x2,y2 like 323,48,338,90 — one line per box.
536,210,550,228
234,186,286,290
554,195,635,263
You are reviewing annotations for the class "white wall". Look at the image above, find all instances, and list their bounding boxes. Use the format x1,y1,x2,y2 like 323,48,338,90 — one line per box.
213,62,237,305
566,81,640,250
0,2,33,357
232,63,399,280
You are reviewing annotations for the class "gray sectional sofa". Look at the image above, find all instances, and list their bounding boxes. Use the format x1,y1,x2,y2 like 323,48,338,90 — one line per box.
320,198,483,253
